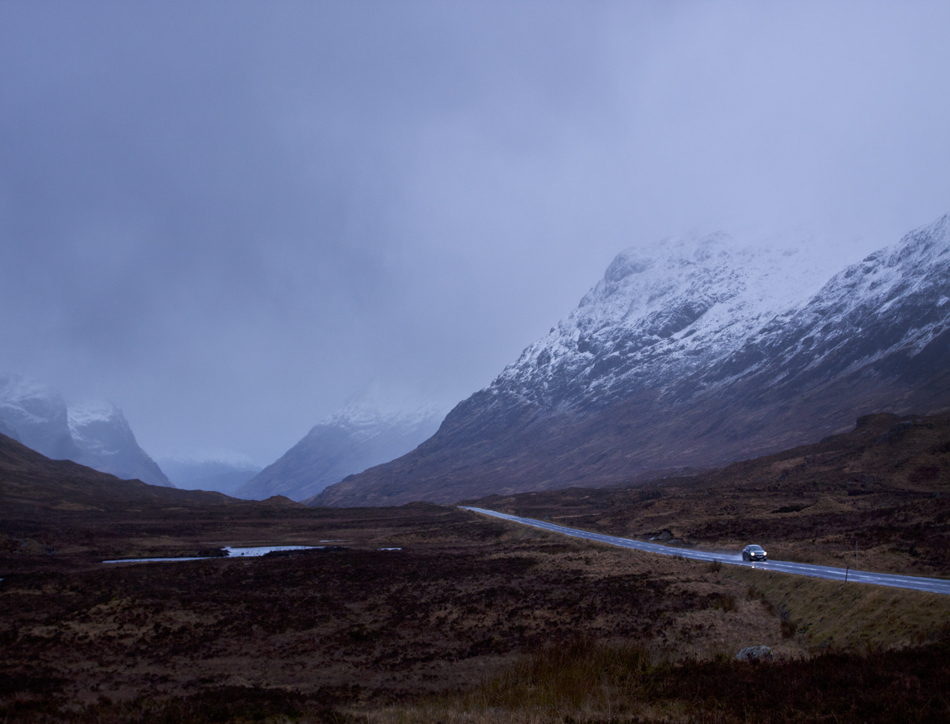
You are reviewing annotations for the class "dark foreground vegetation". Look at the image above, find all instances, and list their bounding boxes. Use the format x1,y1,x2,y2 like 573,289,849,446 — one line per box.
0,514,807,713
2,509,949,723
3,636,950,723
2,419,950,722
424,636,950,724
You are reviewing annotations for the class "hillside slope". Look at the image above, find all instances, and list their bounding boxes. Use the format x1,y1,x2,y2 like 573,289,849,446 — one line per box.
313,215,950,507
240,401,444,501
468,411,950,577
0,431,219,512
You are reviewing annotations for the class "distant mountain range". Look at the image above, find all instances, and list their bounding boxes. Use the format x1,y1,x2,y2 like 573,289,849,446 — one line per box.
312,213,950,507
238,397,445,501
159,457,262,495
0,429,300,547
0,376,171,487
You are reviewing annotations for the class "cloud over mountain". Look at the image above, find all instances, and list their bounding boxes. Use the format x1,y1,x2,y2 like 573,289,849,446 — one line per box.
313,214,950,506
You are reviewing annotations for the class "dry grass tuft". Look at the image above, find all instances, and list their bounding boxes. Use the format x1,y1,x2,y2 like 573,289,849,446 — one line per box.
356,636,950,724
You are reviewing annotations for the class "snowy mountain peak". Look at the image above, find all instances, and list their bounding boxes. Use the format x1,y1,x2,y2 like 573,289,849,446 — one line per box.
748,213,950,376
496,230,841,408
67,401,133,457
239,383,450,502
0,374,171,487
0,374,66,426
0,374,76,459
0,374,57,406
328,401,446,431
574,232,830,334
885,213,950,266
67,400,123,430
327,380,449,431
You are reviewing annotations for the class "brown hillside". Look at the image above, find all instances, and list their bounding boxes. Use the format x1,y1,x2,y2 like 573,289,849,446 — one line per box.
467,411,950,577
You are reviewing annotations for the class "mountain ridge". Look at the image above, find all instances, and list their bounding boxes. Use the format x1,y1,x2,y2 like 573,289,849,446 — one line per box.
0,376,172,487
0,430,219,511
237,400,446,501
312,214,950,507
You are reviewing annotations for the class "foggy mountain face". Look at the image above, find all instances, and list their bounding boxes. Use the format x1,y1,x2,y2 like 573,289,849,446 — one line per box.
239,397,447,502
66,402,173,488
159,458,262,495
0,376,79,461
0,376,172,488
313,213,950,507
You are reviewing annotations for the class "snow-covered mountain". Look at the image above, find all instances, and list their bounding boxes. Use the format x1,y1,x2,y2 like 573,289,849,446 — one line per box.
706,215,950,397
0,376,79,461
488,232,835,410
314,214,950,507
66,401,172,487
0,376,172,487
239,394,446,502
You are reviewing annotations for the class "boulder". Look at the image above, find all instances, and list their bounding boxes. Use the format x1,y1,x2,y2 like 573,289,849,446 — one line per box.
735,646,774,662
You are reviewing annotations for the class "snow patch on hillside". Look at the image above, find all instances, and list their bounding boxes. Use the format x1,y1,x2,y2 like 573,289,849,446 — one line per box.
67,400,123,432
326,380,449,434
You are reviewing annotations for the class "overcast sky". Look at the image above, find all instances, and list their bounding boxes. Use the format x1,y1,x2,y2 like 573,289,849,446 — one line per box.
1,1,949,466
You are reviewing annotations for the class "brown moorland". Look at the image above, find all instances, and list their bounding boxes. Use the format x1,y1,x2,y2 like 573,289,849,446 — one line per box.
467,411,950,578
2,425,950,722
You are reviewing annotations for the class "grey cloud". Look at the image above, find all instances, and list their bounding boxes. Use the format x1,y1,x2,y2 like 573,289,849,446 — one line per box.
1,1,948,464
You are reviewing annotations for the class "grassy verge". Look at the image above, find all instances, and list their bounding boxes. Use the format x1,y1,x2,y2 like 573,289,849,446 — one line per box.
726,567,950,651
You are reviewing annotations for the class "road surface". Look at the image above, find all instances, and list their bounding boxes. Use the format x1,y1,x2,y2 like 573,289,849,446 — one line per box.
461,506,950,596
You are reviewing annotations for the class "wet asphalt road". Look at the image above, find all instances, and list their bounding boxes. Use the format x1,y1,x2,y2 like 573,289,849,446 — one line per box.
461,506,950,596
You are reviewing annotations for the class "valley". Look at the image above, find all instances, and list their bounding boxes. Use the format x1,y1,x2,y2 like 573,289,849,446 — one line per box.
5,6,950,721
4,498,950,723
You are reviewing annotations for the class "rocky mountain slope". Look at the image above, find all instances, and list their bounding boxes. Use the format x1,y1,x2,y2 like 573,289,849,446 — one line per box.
0,375,79,461
313,214,950,507
238,400,445,501
66,401,172,487
0,376,172,487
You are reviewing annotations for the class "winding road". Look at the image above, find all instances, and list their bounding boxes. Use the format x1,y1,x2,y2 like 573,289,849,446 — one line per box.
461,506,950,596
